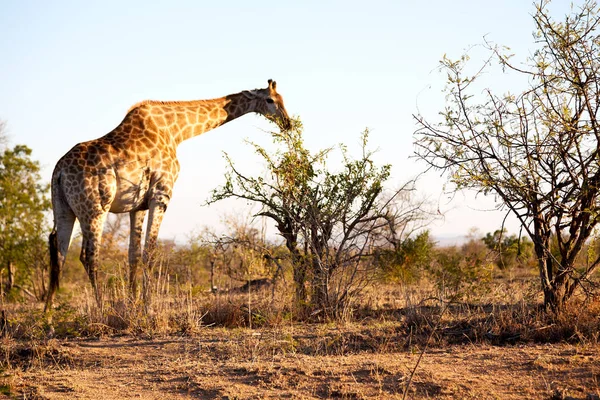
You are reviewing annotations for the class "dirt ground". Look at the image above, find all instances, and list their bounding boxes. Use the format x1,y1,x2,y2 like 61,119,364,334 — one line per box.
2,326,599,400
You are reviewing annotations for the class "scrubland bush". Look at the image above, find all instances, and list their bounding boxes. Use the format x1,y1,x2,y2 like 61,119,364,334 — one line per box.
209,121,435,319
482,229,535,270
427,238,493,302
376,231,434,284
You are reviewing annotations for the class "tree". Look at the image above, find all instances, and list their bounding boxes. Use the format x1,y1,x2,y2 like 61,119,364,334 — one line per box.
0,124,50,297
210,120,431,319
414,1,600,312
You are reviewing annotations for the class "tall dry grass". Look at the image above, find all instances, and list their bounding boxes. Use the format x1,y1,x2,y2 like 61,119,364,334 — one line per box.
0,251,598,353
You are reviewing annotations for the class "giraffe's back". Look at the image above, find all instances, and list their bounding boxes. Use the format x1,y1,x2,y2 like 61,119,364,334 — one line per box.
52,109,178,217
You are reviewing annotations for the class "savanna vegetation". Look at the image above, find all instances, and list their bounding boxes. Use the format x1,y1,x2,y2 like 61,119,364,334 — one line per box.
415,0,600,313
2,1,600,399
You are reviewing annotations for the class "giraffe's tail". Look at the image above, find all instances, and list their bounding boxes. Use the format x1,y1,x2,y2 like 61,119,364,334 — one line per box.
48,227,59,293
45,226,60,313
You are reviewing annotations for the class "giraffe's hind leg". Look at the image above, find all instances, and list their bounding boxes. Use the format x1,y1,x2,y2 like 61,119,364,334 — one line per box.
79,211,109,307
45,204,76,312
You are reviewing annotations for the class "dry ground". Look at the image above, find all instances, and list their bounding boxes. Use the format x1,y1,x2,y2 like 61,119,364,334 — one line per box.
3,327,600,400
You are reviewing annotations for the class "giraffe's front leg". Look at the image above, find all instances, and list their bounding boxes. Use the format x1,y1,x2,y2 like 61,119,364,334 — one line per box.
129,210,147,297
142,186,172,309
143,197,170,264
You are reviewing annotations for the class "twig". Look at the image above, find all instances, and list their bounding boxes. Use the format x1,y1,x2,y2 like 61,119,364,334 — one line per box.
402,302,450,400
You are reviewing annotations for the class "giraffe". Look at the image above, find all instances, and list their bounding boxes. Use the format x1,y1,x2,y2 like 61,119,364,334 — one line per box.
45,79,291,311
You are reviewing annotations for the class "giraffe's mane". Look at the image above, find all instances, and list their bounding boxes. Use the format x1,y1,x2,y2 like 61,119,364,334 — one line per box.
125,89,267,115
125,89,264,115
126,99,215,114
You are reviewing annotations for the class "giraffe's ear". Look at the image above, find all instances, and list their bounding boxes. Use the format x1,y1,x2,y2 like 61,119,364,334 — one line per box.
268,79,276,90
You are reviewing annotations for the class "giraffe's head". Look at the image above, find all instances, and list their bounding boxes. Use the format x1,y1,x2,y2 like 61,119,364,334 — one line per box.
245,79,292,131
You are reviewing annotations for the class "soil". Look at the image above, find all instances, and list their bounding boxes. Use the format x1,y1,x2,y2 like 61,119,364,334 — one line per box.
3,328,600,400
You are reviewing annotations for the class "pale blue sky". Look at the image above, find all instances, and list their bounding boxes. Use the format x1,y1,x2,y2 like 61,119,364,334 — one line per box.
0,1,575,242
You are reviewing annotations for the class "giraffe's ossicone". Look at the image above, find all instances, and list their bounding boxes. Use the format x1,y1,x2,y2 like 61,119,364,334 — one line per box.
45,80,291,311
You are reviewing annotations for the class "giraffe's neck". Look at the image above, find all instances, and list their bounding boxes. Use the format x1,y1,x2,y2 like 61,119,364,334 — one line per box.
137,92,255,145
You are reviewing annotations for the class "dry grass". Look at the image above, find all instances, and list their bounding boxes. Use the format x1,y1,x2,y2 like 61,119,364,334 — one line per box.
1,266,599,347
0,264,599,398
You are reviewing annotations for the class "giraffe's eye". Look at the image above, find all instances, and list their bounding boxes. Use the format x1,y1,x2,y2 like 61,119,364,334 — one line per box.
266,98,274,104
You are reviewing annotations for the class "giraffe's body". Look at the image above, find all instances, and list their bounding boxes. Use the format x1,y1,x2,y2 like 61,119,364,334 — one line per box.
46,80,291,310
